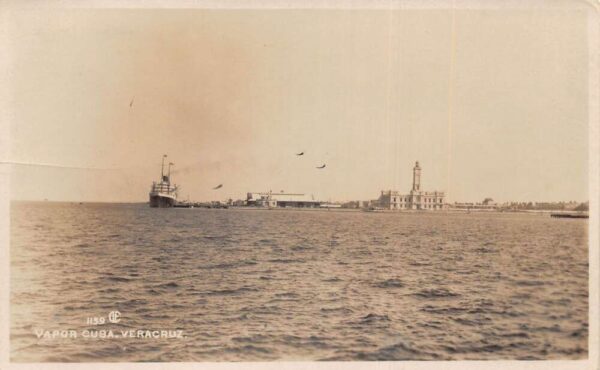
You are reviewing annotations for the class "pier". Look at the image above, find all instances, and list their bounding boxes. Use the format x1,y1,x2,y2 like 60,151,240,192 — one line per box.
550,213,589,219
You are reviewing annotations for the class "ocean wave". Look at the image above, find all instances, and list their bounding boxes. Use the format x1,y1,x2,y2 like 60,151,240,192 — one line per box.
103,276,132,283
267,258,306,264
373,278,404,288
156,282,179,289
359,313,391,323
201,260,257,270
224,344,273,355
413,288,460,298
352,340,441,361
320,307,354,315
206,287,259,296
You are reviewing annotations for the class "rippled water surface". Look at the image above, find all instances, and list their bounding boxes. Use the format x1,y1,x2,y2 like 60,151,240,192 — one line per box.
10,202,588,361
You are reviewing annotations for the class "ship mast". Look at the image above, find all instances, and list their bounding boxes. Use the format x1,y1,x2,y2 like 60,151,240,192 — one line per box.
168,162,174,184
161,154,167,181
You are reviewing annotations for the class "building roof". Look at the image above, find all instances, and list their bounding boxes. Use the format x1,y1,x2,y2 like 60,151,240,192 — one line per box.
247,192,318,202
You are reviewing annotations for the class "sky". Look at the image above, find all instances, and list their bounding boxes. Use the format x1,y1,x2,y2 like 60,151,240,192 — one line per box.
5,7,591,203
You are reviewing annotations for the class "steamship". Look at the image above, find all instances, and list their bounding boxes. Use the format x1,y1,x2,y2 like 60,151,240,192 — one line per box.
149,155,178,208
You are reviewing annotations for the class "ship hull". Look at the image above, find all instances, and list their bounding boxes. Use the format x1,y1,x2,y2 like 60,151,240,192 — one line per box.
149,193,177,208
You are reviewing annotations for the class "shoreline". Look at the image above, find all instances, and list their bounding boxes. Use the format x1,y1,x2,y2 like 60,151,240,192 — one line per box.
190,206,588,216
10,201,588,217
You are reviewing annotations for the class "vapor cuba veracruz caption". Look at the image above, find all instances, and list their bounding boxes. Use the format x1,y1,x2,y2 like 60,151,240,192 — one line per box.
35,329,184,339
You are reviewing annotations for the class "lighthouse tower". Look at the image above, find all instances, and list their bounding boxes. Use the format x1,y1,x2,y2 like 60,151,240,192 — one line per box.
412,161,421,191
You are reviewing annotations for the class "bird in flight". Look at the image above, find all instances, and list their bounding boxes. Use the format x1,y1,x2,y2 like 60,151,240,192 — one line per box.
213,184,223,190
296,152,304,156
316,164,326,169
129,98,134,107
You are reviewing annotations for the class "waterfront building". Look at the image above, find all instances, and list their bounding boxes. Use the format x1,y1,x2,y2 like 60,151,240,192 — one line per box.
378,161,445,210
246,191,322,208
320,203,342,208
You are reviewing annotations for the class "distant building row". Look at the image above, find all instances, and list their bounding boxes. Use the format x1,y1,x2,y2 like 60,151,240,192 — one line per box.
243,161,447,210
246,192,340,208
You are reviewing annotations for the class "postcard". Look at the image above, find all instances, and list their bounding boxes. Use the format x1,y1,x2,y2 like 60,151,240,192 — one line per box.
0,1,597,369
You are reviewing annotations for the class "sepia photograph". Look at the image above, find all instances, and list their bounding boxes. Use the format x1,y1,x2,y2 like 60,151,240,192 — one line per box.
0,0,598,368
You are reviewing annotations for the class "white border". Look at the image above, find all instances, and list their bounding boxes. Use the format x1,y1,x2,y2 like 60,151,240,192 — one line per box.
586,4,599,370
0,1,598,370
1,0,599,10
